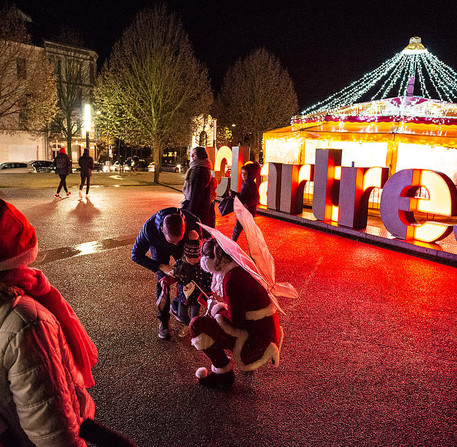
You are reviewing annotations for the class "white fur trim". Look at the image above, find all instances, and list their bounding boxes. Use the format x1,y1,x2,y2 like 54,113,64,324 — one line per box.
215,314,283,371
196,367,208,378
209,261,237,296
211,362,233,374
210,302,227,317
245,303,277,321
0,244,38,271
191,333,215,351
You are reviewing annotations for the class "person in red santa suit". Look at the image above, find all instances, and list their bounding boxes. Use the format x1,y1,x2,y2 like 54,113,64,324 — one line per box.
190,237,283,390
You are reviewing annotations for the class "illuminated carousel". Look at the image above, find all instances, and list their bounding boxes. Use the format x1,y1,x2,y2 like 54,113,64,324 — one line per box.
263,37,457,183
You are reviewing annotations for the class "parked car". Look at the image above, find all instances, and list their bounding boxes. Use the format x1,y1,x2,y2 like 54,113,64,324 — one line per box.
0,161,55,173
29,160,55,173
73,161,104,173
0,162,32,173
148,162,156,172
109,161,128,172
134,159,148,172
161,161,183,173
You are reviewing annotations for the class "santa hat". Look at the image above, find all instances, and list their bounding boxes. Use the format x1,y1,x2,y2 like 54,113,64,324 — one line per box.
0,199,38,271
184,230,202,259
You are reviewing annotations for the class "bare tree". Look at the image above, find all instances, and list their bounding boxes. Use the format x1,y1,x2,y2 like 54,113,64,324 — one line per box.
51,50,84,158
46,35,96,162
0,6,57,132
95,4,213,183
215,48,298,161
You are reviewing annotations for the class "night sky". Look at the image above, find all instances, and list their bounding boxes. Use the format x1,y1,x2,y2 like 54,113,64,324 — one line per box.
7,0,457,110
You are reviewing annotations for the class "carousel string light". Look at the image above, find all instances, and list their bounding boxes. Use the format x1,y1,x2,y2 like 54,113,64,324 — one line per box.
301,37,457,116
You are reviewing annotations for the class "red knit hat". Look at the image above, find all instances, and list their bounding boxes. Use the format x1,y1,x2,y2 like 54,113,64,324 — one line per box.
184,230,202,259
0,199,38,271
60,147,66,154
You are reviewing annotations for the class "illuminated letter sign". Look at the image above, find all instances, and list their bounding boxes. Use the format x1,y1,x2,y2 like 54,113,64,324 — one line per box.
214,146,232,197
231,146,250,192
339,166,388,229
380,169,457,242
312,149,341,222
277,164,314,214
259,163,269,206
267,163,282,210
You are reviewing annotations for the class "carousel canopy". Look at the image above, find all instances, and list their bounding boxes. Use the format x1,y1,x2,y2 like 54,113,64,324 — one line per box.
292,96,457,138
300,37,457,117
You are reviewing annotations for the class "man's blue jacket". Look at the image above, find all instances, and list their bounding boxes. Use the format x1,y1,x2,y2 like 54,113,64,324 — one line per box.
131,207,201,273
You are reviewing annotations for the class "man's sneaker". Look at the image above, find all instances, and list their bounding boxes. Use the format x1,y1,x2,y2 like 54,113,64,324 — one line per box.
85,194,90,199
55,193,60,198
198,370,235,390
78,190,83,199
158,322,171,340
66,191,71,197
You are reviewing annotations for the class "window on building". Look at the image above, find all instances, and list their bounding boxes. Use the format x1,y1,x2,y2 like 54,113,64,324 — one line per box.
17,59,26,79
90,62,96,85
77,88,82,109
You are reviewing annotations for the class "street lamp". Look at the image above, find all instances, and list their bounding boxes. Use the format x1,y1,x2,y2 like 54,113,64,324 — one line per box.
84,104,91,152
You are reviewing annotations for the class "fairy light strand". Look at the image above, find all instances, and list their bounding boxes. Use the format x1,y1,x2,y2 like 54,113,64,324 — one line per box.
301,40,457,116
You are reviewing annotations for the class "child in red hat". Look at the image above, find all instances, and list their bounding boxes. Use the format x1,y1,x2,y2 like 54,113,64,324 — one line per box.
159,230,212,335
0,199,97,446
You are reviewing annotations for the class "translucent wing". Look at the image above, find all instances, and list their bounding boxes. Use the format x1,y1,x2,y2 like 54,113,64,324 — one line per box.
200,198,298,315
234,197,298,301
234,197,275,286
199,223,267,289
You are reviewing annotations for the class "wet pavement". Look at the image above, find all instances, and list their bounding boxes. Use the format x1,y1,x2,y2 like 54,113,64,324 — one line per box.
1,182,457,446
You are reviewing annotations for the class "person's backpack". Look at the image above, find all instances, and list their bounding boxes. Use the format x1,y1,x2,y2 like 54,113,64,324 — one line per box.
55,155,66,170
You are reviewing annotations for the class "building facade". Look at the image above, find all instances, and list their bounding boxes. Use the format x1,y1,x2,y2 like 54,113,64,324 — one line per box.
0,37,97,164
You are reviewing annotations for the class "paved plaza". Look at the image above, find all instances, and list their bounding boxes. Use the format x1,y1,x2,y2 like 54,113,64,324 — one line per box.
1,173,457,446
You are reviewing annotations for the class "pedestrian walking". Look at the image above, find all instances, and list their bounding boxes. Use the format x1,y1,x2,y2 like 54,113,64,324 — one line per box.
231,162,261,241
131,207,202,340
54,147,72,198
78,148,95,199
0,199,98,446
182,147,213,226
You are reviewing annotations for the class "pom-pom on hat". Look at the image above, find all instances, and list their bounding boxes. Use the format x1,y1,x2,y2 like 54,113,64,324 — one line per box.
184,230,202,259
0,199,38,271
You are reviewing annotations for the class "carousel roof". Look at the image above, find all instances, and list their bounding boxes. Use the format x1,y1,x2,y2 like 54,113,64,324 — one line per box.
282,96,457,143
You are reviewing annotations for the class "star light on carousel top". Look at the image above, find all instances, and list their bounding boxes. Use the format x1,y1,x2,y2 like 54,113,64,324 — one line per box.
300,37,457,118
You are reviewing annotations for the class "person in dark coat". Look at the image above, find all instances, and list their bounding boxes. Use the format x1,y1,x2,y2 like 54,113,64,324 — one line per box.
231,162,261,241
131,207,202,340
182,147,212,226
53,147,72,198
78,149,95,199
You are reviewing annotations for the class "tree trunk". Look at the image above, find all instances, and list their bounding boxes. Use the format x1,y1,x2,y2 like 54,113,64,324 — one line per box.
65,114,73,163
152,138,161,184
251,132,262,162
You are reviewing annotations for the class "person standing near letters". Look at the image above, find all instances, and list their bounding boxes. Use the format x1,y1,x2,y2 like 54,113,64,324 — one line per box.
182,146,213,226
